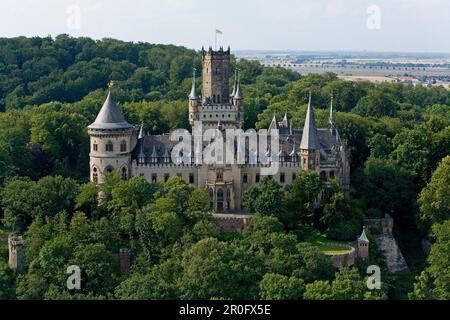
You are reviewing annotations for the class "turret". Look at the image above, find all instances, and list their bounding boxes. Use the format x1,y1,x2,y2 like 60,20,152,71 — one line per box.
300,92,320,171
357,227,370,261
328,93,335,132
88,88,136,183
189,68,200,126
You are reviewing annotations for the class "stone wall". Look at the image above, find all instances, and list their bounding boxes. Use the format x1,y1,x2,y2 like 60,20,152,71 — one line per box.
325,245,356,269
214,214,251,232
8,234,25,271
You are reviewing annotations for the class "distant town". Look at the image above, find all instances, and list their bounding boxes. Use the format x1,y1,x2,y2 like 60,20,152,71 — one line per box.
236,50,450,89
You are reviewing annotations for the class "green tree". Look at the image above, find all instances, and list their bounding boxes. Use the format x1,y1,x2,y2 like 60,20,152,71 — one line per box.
418,156,450,229
259,273,305,300
410,220,450,300
285,171,321,225
243,177,285,217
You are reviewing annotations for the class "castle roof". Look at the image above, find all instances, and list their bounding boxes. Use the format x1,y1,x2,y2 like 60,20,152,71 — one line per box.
233,74,243,100
189,69,199,100
88,91,132,130
131,128,340,165
268,115,278,131
359,227,370,243
300,92,320,150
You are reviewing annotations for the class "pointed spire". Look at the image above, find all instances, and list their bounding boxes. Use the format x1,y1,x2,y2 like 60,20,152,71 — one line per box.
289,141,297,156
138,141,145,164
138,122,145,139
328,93,334,129
189,68,199,100
300,92,320,150
163,146,171,164
269,114,278,131
88,90,132,130
230,69,237,97
234,71,243,100
359,227,369,243
151,144,158,163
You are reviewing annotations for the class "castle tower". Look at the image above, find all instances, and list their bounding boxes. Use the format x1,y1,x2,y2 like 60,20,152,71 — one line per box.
357,227,370,261
300,92,320,171
191,47,243,132
88,90,137,184
188,68,200,126
8,234,25,271
202,46,230,105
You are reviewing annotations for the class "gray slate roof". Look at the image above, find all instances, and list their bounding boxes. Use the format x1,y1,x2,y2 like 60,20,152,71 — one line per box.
88,91,133,130
300,95,320,150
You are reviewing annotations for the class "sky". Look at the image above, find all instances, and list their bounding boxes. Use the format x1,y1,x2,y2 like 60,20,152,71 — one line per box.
0,0,449,53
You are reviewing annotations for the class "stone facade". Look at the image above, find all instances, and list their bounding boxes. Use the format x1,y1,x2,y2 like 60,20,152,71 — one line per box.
88,47,351,214
8,234,25,271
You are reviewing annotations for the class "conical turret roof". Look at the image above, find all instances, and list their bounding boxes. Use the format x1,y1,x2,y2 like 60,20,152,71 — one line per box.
300,92,320,150
189,68,199,100
88,91,132,130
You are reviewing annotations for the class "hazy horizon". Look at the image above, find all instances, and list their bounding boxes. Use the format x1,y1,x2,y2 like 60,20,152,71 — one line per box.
1,0,449,53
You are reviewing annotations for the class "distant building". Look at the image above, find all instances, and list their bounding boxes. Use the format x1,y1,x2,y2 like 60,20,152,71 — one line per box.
88,47,350,214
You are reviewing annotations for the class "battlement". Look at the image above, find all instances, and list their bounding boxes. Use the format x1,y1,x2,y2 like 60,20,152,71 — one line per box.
202,46,231,57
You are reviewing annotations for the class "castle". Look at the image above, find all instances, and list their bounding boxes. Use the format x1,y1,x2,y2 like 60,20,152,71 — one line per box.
88,47,350,214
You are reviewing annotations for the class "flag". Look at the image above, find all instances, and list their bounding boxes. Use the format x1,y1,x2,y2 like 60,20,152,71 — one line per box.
216,29,223,35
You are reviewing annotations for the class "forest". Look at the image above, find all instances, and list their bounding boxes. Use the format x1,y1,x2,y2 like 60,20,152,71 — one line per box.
0,35,449,300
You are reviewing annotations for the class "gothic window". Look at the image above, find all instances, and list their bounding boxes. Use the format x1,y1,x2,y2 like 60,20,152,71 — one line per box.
92,167,98,183
189,173,195,184
164,173,170,182
106,141,114,152
217,95,221,103
120,141,127,152
292,173,296,181
121,167,128,180
256,173,260,183
93,143,98,152
243,173,248,183
151,174,157,183
280,173,285,183
213,95,216,103
320,171,327,181
216,169,223,182
217,189,224,212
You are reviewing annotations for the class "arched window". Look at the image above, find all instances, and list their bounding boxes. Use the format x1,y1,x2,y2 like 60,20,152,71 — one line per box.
105,165,114,173
121,167,128,180
120,141,127,152
106,141,114,152
92,167,98,183
320,171,327,181
217,95,221,103
329,171,335,179
216,169,223,182
93,142,98,152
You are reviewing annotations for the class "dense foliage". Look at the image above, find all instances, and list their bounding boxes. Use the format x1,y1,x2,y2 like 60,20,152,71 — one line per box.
0,35,449,300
